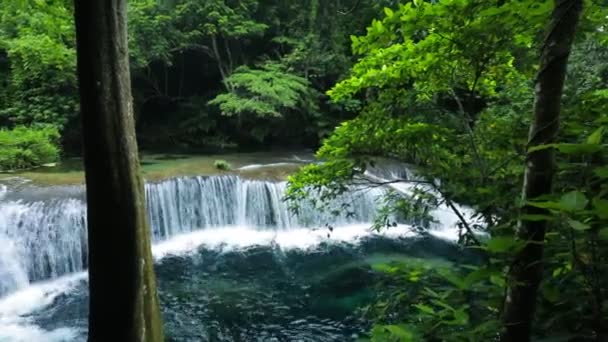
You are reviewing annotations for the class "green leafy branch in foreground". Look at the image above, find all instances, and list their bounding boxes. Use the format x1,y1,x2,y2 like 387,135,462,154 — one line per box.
287,0,608,340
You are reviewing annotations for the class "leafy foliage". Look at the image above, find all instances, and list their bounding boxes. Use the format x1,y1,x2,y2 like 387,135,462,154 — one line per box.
366,259,503,341
0,125,60,171
287,0,546,234
209,62,317,118
213,159,231,171
287,0,608,340
0,0,78,129
128,0,181,69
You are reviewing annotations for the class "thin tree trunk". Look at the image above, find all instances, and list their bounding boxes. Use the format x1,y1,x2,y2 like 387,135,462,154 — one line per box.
223,36,234,76
501,1,582,341
212,35,231,91
73,1,164,341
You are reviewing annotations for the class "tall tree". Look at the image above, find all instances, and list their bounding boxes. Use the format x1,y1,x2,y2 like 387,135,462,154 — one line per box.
501,1,583,340
73,1,164,341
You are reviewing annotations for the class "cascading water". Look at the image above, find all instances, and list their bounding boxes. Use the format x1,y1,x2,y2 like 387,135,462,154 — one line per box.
146,176,380,238
0,165,472,342
364,162,476,236
0,175,383,296
0,199,87,289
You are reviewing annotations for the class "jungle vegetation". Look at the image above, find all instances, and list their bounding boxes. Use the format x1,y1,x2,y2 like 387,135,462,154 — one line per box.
2,0,607,341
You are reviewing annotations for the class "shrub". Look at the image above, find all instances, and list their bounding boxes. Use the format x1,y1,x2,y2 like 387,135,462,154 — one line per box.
0,125,61,171
213,159,231,171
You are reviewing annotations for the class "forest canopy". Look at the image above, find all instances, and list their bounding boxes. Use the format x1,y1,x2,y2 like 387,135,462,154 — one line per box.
0,0,395,170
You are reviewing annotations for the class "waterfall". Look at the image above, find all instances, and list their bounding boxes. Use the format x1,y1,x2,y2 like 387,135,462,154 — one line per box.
145,176,381,237
364,163,476,234
0,175,384,296
0,199,87,289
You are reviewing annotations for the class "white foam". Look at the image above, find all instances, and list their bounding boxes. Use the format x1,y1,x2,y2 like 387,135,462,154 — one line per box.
0,222,458,341
0,272,86,342
0,234,29,295
237,162,295,171
151,223,458,259
363,169,483,240
0,185,6,200
0,324,79,342
152,224,418,259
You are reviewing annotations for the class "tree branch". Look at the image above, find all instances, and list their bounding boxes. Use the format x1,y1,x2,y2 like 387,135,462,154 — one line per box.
338,0,361,15
450,88,487,179
355,174,481,245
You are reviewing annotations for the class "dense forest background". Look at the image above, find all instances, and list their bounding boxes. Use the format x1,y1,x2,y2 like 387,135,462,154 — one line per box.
0,0,399,170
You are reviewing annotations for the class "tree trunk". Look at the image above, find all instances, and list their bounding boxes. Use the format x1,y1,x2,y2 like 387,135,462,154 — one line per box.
73,1,164,341
501,1,582,341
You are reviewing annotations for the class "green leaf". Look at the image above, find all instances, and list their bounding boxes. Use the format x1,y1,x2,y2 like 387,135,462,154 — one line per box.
553,267,563,277
485,236,521,253
594,166,608,179
559,191,588,212
463,268,492,287
413,303,435,315
527,200,564,210
452,308,469,325
490,274,506,287
556,143,603,154
423,287,441,298
592,198,608,219
542,284,560,303
567,219,590,231
527,143,555,153
437,269,466,289
531,143,604,154
430,299,455,312
383,7,394,17
383,324,416,340
520,214,555,221
587,127,604,144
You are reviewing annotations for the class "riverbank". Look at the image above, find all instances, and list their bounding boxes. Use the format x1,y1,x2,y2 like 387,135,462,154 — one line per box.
0,150,313,186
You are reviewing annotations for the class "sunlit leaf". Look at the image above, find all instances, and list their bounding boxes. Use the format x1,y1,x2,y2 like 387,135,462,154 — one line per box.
587,127,604,144
413,303,435,315
383,324,417,340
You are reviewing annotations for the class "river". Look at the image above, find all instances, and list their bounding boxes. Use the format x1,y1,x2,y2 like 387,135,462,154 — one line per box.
0,153,471,341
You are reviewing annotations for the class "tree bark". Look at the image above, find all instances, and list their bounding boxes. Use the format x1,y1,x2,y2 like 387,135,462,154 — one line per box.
73,1,164,341
501,1,582,341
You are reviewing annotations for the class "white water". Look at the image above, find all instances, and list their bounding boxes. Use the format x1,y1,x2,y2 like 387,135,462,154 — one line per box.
0,273,86,342
0,175,387,295
0,223,430,342
151,223,423,259
237,162,295,170
363,164,477,233
0,164,468,341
